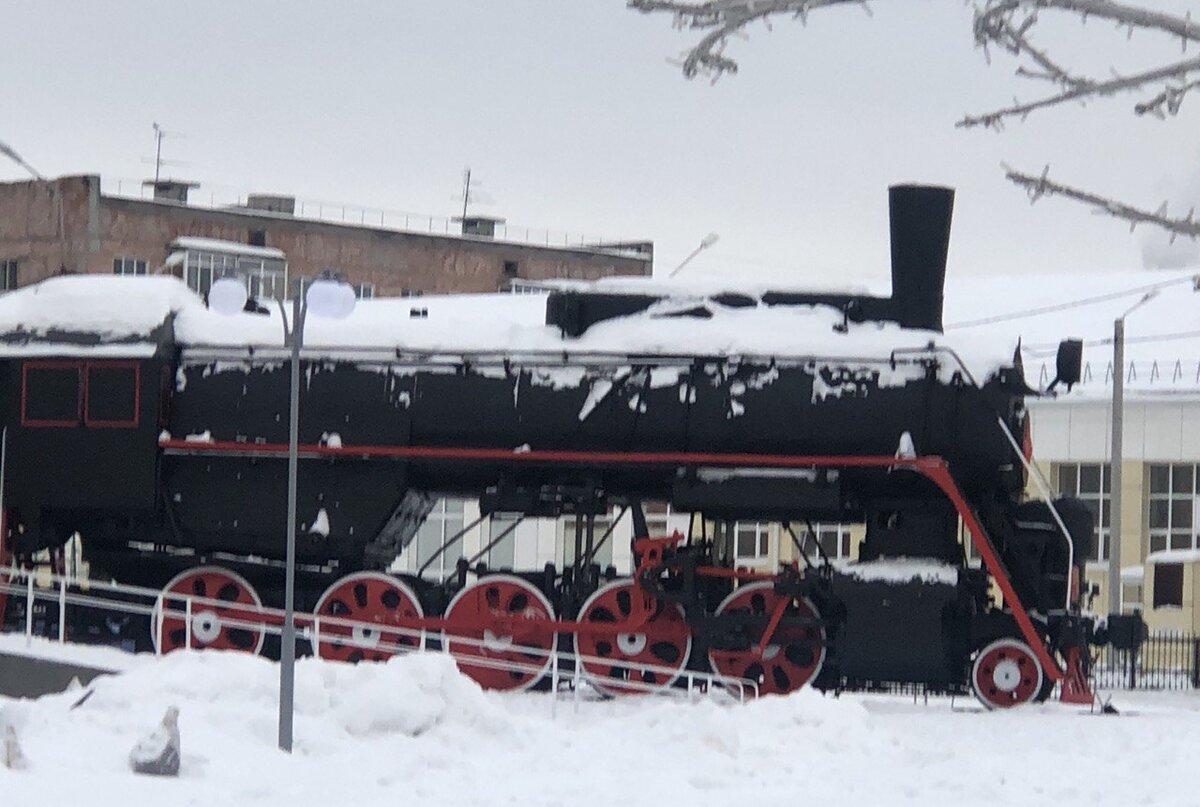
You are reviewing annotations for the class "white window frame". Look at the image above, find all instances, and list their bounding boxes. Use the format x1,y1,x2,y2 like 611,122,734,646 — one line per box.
113,257,148,276
1056,462,1111,562
734,521,772,564
1148,463,1198,555
813,522,854,561
0,259,17,291
561,511,615,570
401,498,466,577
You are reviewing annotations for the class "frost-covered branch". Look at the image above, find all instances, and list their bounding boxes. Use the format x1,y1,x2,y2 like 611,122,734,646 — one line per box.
1007,166,1200,240
627,0,872,79
630,1,1200,242
961,1,1200,128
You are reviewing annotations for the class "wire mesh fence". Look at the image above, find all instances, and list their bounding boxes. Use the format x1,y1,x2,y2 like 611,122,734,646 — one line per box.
1093,632,1200,691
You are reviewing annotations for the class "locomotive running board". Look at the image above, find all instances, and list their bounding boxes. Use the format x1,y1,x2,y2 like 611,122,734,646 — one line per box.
159,437,1067,683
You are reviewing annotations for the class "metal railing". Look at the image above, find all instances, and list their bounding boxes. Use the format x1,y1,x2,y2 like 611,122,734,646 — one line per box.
100,178,646,256
0,567,757,707
1092,632,1200,691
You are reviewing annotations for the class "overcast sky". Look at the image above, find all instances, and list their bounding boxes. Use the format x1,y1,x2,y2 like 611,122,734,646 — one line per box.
2,1,1198,287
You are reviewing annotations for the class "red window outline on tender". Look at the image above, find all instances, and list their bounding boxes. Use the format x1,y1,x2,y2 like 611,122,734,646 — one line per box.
21,360,82,427
21,360,141,429
84,361,141,428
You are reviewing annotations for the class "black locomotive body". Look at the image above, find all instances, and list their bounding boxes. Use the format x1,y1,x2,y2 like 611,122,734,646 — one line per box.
0,186,1132,706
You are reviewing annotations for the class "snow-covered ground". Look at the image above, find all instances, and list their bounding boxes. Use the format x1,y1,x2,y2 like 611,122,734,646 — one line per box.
0,646,1196,806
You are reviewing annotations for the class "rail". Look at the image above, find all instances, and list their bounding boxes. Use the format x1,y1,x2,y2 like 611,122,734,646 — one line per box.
0,567,758,707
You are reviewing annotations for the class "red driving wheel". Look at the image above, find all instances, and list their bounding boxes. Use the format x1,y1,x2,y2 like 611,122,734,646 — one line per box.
574,579,692,696
443,575,557,691
152,566,266,654
971,638,1044,709
313,572,424,662
707,581,825,697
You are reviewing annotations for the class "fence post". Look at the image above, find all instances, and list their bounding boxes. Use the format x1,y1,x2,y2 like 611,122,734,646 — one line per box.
24,572,33,643
1127,644,1138,689
1193,637,1199,690
58,575,66,642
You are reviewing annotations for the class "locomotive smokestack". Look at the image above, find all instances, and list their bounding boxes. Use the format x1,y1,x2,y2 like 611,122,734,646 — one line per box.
888,184,954,332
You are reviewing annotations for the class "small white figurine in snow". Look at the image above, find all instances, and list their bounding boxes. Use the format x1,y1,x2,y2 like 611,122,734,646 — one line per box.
3,725,28,771
129,706,181,777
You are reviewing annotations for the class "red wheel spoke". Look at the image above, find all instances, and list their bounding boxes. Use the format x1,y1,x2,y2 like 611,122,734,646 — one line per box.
574,579,691,696
314,572,423,663
152,566,266,655
443,575,556,691
971,638,1044,709
707,581,825,697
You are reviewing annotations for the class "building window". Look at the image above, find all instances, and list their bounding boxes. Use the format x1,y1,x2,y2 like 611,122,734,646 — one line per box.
734,521,771,562
248,230,267,247
354,283,375,300
407,498,466,577
509,280,551,295
113,257,148,276
502,260,519,277
0,260,17,290
1120,582,1143,614
487,513,520,570
814,523,854,560
1152,563,1184,608
562,512,614,570
1056,463,1111,561
182,250,286,301
1147,464,1199,554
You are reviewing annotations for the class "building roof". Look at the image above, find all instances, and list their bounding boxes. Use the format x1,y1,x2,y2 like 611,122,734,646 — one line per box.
170,236,286,260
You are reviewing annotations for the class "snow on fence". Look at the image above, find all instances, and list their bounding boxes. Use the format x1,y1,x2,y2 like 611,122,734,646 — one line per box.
1092,632,1200,691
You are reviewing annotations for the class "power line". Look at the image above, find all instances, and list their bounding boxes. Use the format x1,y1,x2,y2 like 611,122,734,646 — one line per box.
945,274,1200,329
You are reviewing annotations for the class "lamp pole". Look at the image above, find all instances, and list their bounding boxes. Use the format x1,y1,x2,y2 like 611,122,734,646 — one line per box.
278,282,305,753
667,233,719,278
1108,291,1157,616
207,270,356,754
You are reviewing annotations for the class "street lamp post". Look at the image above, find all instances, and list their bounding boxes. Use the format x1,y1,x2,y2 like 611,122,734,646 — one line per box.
1107,290,1157,616
667,233,719,278
210,271,356,753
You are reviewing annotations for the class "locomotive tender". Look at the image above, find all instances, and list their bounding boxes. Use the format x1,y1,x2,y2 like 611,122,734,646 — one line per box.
0,186,1137,706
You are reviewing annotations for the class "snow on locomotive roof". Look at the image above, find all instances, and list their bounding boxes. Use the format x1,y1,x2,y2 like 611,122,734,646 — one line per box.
0,274,1019,380
0,275,202,357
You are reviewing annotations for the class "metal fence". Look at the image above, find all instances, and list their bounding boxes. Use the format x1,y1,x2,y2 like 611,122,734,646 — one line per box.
1093,632,1200,690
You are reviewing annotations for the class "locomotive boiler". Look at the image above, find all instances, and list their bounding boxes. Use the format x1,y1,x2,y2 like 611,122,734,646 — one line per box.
0,185,1136,707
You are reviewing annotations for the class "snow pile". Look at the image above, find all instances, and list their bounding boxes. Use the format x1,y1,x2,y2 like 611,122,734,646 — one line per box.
0,646,1198,805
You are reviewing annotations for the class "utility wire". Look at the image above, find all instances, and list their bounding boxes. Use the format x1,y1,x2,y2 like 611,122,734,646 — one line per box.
945,274,1200,329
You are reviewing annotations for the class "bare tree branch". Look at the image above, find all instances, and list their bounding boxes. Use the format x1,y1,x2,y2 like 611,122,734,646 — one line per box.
1007,166,1200,240
630,0,1200,242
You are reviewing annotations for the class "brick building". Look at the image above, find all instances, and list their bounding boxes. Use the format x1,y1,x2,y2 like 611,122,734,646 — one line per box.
0,175,653,298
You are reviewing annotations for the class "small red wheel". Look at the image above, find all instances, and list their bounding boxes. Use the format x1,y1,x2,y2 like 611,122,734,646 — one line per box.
707,581,825,697
313,572,424,663
574,579,691,696
152,566,266,654
971,638,1044,709
443,574,556,691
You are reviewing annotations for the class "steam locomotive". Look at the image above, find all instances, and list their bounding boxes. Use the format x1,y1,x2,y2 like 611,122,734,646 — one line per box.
0,185,1138,706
